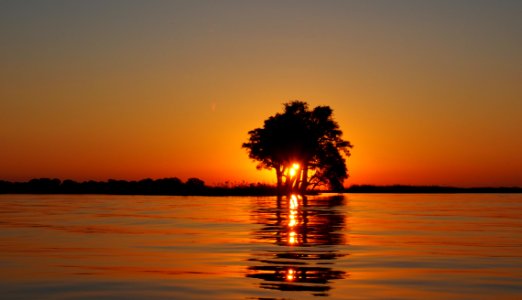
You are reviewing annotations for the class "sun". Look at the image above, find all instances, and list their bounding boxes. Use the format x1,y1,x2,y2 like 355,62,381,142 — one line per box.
288,163,300,178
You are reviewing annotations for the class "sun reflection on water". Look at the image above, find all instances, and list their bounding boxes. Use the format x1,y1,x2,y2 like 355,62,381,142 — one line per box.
288,194,300,245
286,268,296,281
247,193,347,296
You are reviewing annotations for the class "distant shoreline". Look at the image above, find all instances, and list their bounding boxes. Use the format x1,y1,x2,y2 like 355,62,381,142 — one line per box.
345,184,522,194
0,178,520,195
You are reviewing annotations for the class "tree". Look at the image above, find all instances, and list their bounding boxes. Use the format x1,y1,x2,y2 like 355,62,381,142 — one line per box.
243,101,352,194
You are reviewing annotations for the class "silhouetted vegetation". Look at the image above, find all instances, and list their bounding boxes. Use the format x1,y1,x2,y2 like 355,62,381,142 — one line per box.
0,179,519,195
346,184,522,193
243,101,352,194
0,178,276,196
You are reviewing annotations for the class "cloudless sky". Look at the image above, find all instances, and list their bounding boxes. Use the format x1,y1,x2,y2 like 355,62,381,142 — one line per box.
1,0,521,186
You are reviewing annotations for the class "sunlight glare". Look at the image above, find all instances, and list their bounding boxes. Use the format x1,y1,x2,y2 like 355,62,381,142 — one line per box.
289,213,297,227
288,163,300,178
289,231,296,245
286,268,295,281
290,194,299,209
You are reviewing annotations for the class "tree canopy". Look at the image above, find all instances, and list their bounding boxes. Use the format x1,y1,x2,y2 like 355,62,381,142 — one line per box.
243,101,352,193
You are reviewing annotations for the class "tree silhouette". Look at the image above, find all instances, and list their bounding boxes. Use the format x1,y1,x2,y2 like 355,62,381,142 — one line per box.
243,101,352,194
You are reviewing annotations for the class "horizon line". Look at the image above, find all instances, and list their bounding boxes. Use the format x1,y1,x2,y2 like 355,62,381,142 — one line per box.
1,177,521,190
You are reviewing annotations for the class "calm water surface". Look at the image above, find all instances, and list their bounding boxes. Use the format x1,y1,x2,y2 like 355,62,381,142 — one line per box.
0,194,521,299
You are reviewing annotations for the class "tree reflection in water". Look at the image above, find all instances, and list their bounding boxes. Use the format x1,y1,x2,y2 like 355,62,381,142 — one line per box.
247,194,347,297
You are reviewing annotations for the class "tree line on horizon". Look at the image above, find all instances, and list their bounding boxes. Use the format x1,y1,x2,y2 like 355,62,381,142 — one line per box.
0,177,277,196
0,178,520,195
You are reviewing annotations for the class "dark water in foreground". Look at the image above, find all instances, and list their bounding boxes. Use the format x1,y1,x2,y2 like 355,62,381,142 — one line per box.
0,194,521,299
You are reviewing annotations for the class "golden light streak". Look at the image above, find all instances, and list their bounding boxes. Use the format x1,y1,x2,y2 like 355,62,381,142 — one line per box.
288,231,297,245
288,214,297,227
286,268,295,281
290,194,298,209
287,194,300,245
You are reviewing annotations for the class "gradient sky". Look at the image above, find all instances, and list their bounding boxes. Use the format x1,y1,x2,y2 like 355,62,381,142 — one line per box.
1,0,521,187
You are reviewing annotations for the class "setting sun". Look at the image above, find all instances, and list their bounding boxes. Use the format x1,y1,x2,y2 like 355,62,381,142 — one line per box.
288,163,300,178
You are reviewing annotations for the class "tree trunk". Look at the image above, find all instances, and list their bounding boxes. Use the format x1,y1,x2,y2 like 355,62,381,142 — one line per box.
300,164,309,194
276,167,283,195
285,175,292,195
294,169,302,192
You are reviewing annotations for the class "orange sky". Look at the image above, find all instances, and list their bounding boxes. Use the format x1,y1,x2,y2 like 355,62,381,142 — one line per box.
1,1,521,187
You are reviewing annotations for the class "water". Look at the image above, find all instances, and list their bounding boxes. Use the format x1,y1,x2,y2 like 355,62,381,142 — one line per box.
0,193,521,299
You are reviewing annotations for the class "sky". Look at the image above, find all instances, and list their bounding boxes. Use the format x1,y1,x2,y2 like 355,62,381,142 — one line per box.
1,0,521,187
